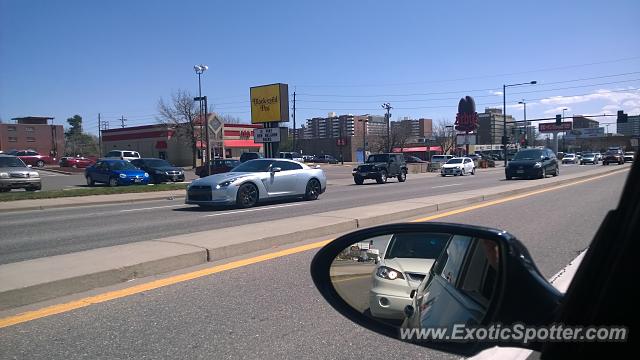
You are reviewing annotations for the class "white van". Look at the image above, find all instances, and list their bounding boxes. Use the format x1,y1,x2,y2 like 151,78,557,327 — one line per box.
105,150,141,161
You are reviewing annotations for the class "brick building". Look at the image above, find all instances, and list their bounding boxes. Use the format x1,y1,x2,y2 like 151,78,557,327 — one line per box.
0,116,64,157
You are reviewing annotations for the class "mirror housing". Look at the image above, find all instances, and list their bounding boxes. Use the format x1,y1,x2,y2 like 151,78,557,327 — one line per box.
27,165,33,168
310,222,562,357
271,167,282,173
543,156,550,161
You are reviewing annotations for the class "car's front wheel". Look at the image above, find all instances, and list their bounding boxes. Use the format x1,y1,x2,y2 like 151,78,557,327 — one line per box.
553,165,559,176
236,183,258,208
108,177,119,187
86,176,95,186
354,175,364,185
36,160,45,168
304,179,322,200
376,170,387,184
397,170,407,182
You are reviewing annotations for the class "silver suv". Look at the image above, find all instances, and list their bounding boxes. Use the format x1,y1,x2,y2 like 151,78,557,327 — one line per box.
0,155,42,192
105,150,141,161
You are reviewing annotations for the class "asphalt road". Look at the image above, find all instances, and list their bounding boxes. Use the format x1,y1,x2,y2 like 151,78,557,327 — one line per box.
0,164,621,265
0,164,628,360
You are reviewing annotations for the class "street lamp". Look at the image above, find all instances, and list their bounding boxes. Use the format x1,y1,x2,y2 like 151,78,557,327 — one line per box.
194,64,208,173
382,103,392,153
562,108,568,152
518,100,528,148
503,81,536,166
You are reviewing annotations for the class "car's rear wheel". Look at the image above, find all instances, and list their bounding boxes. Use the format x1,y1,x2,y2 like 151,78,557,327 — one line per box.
86,176,95,186
36,160,45,168
553,165,559,176
236,183,258,208
471,167,476,175
108,177,119,187
506,175,512,180
354,175,364,185
540,168,546,179
397,170,407,182
376,170,387,184
603,161,608,165
304,179,321,200
0,188,10,192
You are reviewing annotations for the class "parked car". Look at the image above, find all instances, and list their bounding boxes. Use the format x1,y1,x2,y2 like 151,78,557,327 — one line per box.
430,155,453,166
368,232,451,320
562,153,578,164
352,153,407,185
104,150,141,161
185,158,326,208
279,152,304,162
59,156,96,168
478,153,496,167
195,159,241,177
602,150,625,165
302,155,315,162
624,152,635,162
440,157,476,176
239,152,263,163
312,155,339,164
404,155,426,163
85,159,150,187
505,148,559,180
579,153,598,165
130,158,185,183
7,150,55,168
0,154,41,192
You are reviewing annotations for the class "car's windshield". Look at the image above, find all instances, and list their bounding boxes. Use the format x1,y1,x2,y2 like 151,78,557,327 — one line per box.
110,161,138,170
513,150,544,160
446,158,463,164
0,157,27,167
385,233,451,259
367,154,389,163
583,153,594,157
144,159,172,167
231,159,274,172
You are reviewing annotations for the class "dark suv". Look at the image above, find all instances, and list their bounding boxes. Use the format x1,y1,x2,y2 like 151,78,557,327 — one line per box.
602,150,624,165
239,152,263,163
353,153,407,185
505,148,559,180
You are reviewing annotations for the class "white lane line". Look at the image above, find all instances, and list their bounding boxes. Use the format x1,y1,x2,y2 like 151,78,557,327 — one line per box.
203,203,305,217
431,183,462,189
120,204,185,212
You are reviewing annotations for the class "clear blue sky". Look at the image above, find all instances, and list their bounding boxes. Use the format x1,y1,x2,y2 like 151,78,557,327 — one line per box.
1,0,639,135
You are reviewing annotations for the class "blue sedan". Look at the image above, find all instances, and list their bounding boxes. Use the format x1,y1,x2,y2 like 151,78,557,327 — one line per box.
85,159,150,187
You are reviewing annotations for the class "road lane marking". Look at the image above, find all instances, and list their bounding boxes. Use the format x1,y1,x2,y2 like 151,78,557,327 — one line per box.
331,274,373,283
120,204,185,212
202,203,305,217
0,168,626,329
431,183,462,189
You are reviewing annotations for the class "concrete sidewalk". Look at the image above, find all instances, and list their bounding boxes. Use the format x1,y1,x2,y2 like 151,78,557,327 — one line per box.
0,164,629,310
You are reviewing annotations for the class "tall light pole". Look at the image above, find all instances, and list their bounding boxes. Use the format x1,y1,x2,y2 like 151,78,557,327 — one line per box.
358,116,369,162
562,108,568,153
518,100,527,147
503,81,536,166
382,103,392,153
194,64,208,168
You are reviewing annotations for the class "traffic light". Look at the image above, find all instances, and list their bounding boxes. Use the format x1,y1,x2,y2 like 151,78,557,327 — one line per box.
556,114,562,125
617,110,628,123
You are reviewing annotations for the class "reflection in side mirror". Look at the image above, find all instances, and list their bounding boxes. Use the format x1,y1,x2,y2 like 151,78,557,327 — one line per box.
311,223,562,357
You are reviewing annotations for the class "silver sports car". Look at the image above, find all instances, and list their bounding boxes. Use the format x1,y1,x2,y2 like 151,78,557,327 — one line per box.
185,158,327,208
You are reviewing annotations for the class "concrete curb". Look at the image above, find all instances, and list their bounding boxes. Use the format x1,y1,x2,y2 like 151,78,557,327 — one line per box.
0,165,629,310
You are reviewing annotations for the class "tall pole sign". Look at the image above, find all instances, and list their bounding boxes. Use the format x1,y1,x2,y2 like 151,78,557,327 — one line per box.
455,96,479,156
250,83,289,158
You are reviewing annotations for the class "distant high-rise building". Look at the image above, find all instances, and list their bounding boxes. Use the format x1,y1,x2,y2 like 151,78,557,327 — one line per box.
571,115,599,129
617,115,640,137
477,108,515,145
304,113,355,139
390,117,433,140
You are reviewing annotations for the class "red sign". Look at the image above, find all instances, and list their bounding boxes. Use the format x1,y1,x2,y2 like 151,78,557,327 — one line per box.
336,138,346,146
539,122,572,133
455,96,478,132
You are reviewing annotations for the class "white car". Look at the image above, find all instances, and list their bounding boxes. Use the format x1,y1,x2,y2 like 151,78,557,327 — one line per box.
104,150,141,161
440,157,475,176
368,232,451,320
562,153,578,164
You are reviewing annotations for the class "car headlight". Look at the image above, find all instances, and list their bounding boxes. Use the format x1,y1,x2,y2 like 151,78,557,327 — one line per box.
0,172,9,179
119,173,127,178
29,172,39,178
375,266,405,280
144,173,149,177
216,178,239,189
534,162,542,168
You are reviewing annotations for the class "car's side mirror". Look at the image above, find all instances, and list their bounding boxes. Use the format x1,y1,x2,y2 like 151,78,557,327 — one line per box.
310,222,562,357
271,167,282,173
543,156,550,161
27,165,32,168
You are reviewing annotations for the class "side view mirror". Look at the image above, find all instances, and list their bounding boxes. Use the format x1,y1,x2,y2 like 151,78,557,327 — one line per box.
27,165,33,168
271,167,282,173
543,156,550,161
310,222,562,357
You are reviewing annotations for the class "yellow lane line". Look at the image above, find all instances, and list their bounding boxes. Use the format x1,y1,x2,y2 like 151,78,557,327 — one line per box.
0,169,624,329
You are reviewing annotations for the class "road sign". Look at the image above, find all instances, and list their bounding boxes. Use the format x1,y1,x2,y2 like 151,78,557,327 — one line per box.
539,122,572,133
254,128,280,143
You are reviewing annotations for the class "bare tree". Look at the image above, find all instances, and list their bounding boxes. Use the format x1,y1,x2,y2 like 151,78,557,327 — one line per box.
157,90,198,167
390,121,413,151
218,113,244,124
433,118,455,155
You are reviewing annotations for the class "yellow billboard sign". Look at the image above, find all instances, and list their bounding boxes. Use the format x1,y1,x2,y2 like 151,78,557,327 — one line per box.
250,83,289,124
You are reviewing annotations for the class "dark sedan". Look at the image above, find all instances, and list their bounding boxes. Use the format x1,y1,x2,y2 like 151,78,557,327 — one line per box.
130,158,185,183
505,148,559,180
602,151,624,165
195,159,241,177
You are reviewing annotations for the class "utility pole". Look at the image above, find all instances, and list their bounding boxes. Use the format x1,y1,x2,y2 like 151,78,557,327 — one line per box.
98,113,102,157
382,103,392,153
100,119,109,157
292,91,296,153
120,115,127,128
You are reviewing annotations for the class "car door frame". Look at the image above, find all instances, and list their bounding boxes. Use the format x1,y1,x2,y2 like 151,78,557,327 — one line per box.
263,160,301,197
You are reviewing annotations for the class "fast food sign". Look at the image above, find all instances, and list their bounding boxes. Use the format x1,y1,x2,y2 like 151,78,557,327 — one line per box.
455,96,478,132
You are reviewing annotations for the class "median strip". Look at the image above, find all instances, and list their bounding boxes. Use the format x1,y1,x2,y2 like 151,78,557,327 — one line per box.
0,164,629,312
